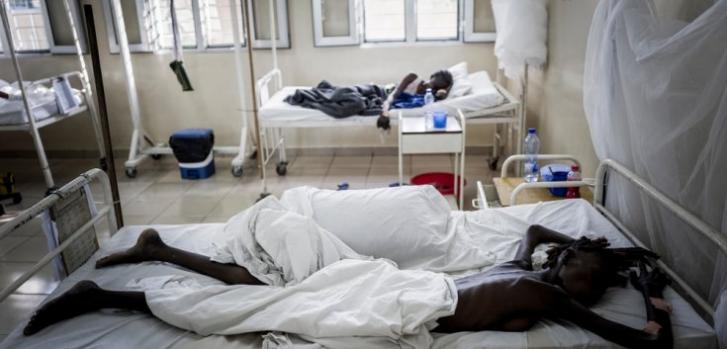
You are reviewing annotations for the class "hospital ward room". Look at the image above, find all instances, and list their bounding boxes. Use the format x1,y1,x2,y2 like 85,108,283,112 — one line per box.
0,0,726,348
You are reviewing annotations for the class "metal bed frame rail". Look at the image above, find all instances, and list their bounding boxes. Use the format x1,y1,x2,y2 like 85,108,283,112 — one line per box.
594,159,727,324
488,156,726,324
0,169,118,303
500,154,594,206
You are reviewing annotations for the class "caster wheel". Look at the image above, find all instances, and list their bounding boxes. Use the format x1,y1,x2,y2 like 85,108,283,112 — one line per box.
275,162,287,176
151,154,162,160
231,166,243,177
488,156,499,171
125,167,138,178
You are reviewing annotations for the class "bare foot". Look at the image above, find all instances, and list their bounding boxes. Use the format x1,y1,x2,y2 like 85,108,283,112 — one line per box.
24,281,102,336
95,229,166,268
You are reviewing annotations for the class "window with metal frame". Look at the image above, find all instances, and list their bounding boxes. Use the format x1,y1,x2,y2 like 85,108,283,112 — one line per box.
248,0,289,49
102,0,155,53
102,0,288,53
199,0,245,47
4,0,50,52
416,0,458,41
149,0,198,50
363,0,406,42
315,0,495,46
463,0,495,42
43,0,87,54
311,0,359,47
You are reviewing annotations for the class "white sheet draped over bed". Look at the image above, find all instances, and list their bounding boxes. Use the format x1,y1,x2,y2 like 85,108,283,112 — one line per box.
128,194,459,348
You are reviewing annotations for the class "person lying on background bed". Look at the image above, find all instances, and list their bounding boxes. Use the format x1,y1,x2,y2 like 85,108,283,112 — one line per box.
23,223,672,348
376,70,454,131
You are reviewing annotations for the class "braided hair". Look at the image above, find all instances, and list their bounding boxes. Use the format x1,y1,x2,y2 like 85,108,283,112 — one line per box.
545,237,659,289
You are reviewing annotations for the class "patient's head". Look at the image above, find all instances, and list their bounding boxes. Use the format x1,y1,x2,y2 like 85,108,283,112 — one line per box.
546,237,634,306
426,70,454,99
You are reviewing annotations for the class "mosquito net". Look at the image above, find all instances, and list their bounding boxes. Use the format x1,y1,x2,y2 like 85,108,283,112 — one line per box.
583,0,727,346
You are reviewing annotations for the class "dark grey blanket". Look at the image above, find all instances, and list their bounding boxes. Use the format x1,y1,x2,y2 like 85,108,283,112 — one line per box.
284,81,387,118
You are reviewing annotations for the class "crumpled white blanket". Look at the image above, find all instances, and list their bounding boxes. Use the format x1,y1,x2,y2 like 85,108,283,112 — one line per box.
128,196,458,348
208,196,367,286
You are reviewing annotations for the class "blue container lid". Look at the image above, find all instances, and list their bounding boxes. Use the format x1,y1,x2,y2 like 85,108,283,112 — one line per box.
528,128,537,134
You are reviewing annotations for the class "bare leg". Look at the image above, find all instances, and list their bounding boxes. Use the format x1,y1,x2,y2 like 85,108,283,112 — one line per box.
96,229,262,285
23,281,148,336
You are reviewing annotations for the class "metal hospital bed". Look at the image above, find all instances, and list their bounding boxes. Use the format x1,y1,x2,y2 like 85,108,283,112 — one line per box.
255,67,524,196
0,159,723,348
246,0,524,197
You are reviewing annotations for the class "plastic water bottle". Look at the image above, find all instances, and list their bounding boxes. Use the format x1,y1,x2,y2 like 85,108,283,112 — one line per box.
424,88,435,126
424,88,435,106
523,128,540,183
566,165,581,198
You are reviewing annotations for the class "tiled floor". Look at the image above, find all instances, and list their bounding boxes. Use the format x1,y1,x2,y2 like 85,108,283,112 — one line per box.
0,152,495,338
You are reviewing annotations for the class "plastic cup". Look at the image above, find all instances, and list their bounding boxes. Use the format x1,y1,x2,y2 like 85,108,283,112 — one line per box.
433,111,447,129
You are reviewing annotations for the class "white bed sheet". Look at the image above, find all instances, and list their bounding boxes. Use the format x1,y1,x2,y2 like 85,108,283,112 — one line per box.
0,98,58,125
0,89,82,126
0,200,716,349
259,71,506,127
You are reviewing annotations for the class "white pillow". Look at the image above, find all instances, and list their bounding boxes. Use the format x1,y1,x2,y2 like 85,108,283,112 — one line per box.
448,62,473,98
280,186,452,270
448,62,469,80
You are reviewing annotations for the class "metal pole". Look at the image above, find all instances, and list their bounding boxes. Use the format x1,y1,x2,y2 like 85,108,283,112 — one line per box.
61,0,108,172
230,0,249,171
110,0,145,164
0,0,54,188
83,4,123,228
242,0,264,182
268,0,278,81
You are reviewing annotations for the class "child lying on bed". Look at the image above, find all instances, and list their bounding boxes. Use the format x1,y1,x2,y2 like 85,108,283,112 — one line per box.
376,70,454,131
23,217,673,348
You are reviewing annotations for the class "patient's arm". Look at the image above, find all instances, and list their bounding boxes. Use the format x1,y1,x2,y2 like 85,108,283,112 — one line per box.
630,262,673,341
514,225,575,268
553,290,672,349
378,73,418,130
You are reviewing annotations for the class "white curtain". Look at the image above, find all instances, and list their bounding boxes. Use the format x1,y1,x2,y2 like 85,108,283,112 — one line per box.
583,0,727,347
490,0,547,81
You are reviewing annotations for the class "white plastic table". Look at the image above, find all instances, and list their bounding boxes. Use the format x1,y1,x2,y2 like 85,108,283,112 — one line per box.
398,109,466,209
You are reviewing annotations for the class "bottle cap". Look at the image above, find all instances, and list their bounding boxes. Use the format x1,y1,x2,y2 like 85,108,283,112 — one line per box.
528,128,536,134
571,165,580,171
426,88,432,92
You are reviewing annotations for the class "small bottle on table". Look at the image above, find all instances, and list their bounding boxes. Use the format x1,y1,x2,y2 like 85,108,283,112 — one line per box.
566,165,581,198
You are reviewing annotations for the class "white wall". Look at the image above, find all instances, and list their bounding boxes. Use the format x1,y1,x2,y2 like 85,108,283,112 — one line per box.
524,0,601,177
0,0,498,153
521,0,715,178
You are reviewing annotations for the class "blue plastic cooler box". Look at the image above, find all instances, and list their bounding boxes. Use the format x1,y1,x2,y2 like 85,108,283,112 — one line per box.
169,128,215,179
